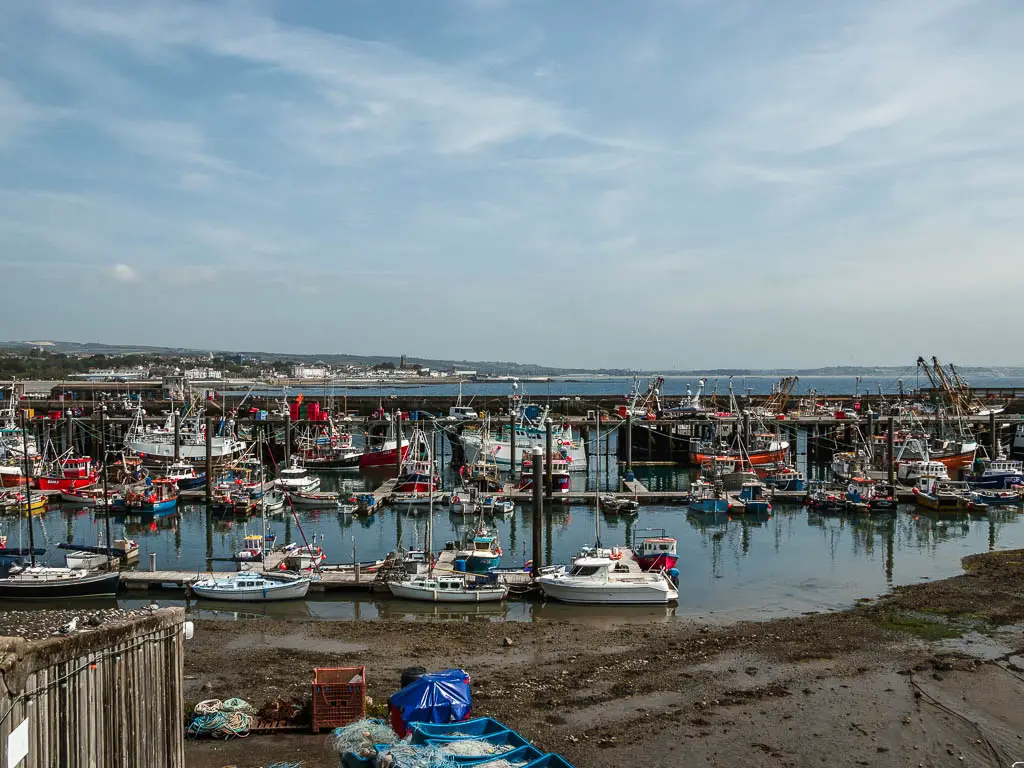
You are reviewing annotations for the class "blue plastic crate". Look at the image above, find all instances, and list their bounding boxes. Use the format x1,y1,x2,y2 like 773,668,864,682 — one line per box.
451,745,545,766
425,730,529,752
522,754,575,768
409,717,508,745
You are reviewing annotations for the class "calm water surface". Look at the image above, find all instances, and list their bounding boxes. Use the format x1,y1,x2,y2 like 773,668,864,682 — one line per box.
4,464,1022,624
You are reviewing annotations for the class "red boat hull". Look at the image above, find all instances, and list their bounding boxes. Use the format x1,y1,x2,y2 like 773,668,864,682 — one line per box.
693,450,786,467
37,475,97,492
0,473,34,489
359,445,410,469
635,554,679,572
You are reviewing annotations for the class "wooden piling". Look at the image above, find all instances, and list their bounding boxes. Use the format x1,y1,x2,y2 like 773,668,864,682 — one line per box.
544,418,553,499
173,412,180,462
625,415,633,472
887,415,895,487
990,411,998,457
509,412,517,477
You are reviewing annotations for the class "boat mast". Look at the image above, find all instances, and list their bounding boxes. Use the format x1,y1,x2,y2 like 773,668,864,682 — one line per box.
20,412,35,567
427,422,434,574
594,412,601,548
100,407,112,555
258,430,267,560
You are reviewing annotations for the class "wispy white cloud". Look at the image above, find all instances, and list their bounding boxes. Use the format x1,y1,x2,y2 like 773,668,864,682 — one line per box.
0,78,43,148
108,263,139,282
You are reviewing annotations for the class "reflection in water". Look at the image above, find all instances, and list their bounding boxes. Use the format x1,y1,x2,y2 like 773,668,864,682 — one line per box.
4,462,1024,622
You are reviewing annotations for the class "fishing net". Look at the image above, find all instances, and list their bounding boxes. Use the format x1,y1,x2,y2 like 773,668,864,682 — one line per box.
187,698,254,738
331,718,400,757
375,743,459,768
438,740,515,757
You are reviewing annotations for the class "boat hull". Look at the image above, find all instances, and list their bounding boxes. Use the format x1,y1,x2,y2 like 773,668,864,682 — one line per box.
0,570,121,599
693,450,787,467
465,553,500,573
190,577,310,601
359,444,410,469
634,554,678,572
387,582,508,602
536,577,678,604
38,476,96,492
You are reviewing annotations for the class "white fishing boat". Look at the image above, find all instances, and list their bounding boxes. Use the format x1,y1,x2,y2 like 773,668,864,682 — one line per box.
458,384,586,472
286,489,339,507
275,459,321,493
387,574,508,603
190,571,310,602
535,557,678,605
124,405,246,461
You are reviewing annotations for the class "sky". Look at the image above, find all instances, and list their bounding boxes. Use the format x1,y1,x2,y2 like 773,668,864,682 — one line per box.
1,0,1022,370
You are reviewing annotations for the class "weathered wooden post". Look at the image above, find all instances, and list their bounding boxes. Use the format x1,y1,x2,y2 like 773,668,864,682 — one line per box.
990,411,998,458
173,412,181,462
531,446,543,575
509,412,517,478
394,411,403,475
625,414,633,472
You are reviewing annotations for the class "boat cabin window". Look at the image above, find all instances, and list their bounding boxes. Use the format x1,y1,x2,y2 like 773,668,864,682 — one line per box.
570,565,602,576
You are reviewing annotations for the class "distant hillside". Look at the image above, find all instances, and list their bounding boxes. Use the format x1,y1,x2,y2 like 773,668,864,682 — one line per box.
1,341,1021,378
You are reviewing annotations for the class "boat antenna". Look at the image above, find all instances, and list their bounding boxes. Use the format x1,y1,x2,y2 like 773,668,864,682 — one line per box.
259,428,266,560
100,406,112,556
21,411,36,567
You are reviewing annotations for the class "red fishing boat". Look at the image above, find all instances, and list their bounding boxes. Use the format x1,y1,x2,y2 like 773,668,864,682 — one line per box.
359,419,410,470
37,457,97,492
633,536,678,572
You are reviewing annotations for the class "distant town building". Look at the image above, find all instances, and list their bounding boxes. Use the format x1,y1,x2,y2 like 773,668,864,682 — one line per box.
453,370,477,377
184,367,223,380
292,364,331,379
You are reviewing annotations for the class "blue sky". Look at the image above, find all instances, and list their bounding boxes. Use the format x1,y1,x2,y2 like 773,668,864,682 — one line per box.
1,0,1022,369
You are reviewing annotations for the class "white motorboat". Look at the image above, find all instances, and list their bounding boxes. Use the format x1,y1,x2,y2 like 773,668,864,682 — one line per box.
190,571,310,602
262,489,286,513
337,503,357,515
63,538,138,570
535,557,679,605
275,460,321,493
124,406,246,461
387,574,508,603
286,489,339,507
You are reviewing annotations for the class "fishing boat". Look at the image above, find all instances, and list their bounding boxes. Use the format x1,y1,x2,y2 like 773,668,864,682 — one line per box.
897,459,949,487
61,538,139,570
0,491,47,515
914,479,974,510
691,433,790,467
359,417,410,469
387,574,508,603
458,384,587,472
275,459,321,493
37,456,97,492
0,564,121,600
807,486,846,513
164,461,206,490
535,556,679,604
236,533,277,561
972,487,1024,506
831,450,870,482
280,541,326,570
599,495,640,514
124,403,246,461
633,535,678,572
688,479,730,515
481,496,515,515
190,571,310,602
448,488,480,516
963,458,1024,490
518,451,572,494
461,529,501,573
112,478,178,513
286,489,339,507
763,466,805,492
736,481,771,514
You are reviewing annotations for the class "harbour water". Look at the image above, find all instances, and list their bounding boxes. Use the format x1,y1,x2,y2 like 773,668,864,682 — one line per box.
5,463,1023,624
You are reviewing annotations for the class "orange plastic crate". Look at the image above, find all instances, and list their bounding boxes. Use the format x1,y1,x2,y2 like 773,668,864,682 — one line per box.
311,666,366,733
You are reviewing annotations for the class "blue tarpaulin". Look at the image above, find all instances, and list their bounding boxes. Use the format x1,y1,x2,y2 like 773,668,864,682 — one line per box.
388,669,471,736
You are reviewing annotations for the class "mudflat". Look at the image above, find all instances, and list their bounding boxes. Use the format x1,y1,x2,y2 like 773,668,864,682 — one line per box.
185,549,1024,767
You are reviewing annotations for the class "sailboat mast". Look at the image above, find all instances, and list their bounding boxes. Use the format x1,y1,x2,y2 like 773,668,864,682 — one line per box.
259,429,267,558
20,412,35,566
594,412,601,548
427,423,434,573
101,407,112,553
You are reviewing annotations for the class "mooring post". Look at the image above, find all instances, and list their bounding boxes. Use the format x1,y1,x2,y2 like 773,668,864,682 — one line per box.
544,418,553,499
150,552,157,572
865,412,873,461
531,446,543,576
66,414,74,455
205,416,213,503
742,411,751,450
990,411,998,458
173,412,181,462
887,415,895,487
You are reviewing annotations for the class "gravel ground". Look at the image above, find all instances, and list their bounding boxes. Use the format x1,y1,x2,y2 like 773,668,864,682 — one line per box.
129,549,1024,766
0,607,158,641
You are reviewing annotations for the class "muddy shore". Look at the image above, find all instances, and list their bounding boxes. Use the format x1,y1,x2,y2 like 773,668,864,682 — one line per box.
185,550,1024,768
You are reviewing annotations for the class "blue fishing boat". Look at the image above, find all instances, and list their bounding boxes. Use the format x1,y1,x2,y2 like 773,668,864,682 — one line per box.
963,458,1024,490
737,481,771,514
971,487,1024,506
461,528,501,573
112,478,179,513
764,466,805,492
688,479,730,514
